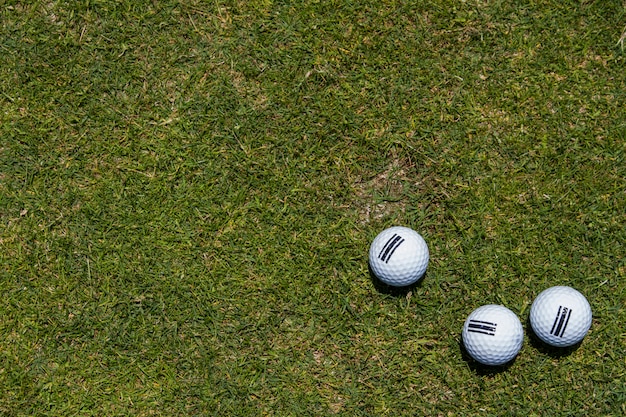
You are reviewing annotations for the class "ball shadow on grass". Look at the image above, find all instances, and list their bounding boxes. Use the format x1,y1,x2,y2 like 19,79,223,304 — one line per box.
458,338,518,376
525,316,582,358
368,263,427,297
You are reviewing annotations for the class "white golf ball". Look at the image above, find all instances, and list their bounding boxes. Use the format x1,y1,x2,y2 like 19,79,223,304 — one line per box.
368,226,429,287
529,286,592,347
462,305,524,366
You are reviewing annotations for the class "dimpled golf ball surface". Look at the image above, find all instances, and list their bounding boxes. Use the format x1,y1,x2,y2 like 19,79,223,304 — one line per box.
462,305,524,366
530,286,592,347
368,226,429,287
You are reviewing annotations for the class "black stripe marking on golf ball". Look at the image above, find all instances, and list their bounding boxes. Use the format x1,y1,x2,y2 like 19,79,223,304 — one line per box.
378,234,405,264
550,306,572,338
468,320,497,336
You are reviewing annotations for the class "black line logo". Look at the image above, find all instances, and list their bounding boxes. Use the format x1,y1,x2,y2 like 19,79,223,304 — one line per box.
550,306,572,338
377,234,405,264
468,320,497,336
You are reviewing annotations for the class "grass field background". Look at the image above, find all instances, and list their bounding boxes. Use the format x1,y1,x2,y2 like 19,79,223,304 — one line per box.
1,0,625,415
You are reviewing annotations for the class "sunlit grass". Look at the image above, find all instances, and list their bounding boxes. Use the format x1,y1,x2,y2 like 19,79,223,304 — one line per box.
1,0,625,415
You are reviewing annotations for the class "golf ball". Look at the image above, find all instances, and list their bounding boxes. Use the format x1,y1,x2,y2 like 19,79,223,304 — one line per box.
462,305,524,366
368,226,429,287
529,286,592,347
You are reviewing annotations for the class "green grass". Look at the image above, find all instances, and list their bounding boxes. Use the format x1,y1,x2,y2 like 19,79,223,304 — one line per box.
1,0,625,415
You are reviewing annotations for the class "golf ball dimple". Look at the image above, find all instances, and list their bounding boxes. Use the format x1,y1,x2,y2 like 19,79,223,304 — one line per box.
529,286,592,347
368,226,429,287
462,305,524,366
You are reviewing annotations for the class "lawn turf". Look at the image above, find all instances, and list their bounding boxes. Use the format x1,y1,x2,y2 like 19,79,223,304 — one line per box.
1,0,625,415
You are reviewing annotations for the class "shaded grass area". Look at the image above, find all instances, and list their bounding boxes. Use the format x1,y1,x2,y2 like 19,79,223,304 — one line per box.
1,0,625,415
